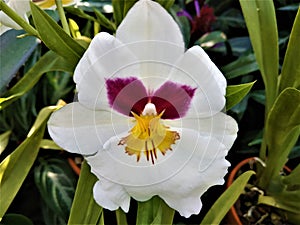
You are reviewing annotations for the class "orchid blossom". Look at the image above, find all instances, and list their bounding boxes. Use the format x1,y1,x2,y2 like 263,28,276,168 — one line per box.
48,0,238,218
0,0,77,35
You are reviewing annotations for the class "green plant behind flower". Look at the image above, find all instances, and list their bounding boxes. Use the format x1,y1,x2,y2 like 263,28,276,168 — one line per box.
237,0,300,223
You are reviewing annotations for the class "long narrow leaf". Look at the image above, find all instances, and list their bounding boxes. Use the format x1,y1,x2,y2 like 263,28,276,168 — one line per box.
279,7,300,92
30,2,85,65
0,106,57,219
0,51,74,110
239,0,278,113
201,171,255,224
68,161,103,224
259,88,300,189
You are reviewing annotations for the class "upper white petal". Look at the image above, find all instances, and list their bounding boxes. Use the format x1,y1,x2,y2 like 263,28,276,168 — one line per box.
73,32,139,110
116,0,184,48
47,102,130,155
167,46,226,117
115,0,185,90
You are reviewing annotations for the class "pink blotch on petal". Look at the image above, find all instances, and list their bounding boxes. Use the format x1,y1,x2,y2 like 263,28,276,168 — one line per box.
106,77,196,119
152,81,196,119
106,77,148,116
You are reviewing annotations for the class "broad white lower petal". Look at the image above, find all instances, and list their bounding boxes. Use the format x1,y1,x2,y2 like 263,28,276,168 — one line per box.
93,179,130,212
47,102,130,155
165,112,238,150
73,32,139,110
124,130,230,218
168,46,226,117
86,127,228,188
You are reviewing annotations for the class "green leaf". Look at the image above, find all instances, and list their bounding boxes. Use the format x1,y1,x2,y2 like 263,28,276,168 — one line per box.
34,157,77,221
201,171,255,225
0,51,74,111
279,7,300,92
239,0,279,113
222,53,259,79
1,213,34,225
226,81,256,110
155,0,175,9
30,2,85,65
283,164,300,186
116,209,128,225
94,9,116,32
0,30,38,94
68,161,103,224
39,139,63,150
136,196,174,225
0,106,57,219
260,88,300,189
112,0,137,26
197,31,227,49
0,130,11,155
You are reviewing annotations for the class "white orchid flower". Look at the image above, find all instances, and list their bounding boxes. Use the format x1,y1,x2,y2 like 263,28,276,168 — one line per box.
48,0,238,218
0,0,77,35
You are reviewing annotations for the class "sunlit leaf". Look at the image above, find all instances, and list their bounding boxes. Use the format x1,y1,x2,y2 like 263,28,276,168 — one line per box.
201,171,255,225
0,130,11,155
0,51,74,110
0,106,57,219
239,0,278,113
279,8,300,92
68,161,103,224
39,139,63,150
259,88,300,190
30,2,85,65
226,81,256,110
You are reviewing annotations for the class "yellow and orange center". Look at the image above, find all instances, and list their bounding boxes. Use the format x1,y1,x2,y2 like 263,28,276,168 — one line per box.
118,103,180,164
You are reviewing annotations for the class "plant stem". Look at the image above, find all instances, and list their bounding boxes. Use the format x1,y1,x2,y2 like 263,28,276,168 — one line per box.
0,1,39,37
54,0,70,35
116,209,128,225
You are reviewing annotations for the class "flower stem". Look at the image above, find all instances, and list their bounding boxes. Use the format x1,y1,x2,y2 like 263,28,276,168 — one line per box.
0,0,39,37
54,0,70,35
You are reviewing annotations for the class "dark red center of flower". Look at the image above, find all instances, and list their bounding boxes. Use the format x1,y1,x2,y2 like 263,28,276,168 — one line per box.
106,77,196,119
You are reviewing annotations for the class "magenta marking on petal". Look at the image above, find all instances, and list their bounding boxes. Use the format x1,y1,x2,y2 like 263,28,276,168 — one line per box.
151,81,196,119
106,77,148,116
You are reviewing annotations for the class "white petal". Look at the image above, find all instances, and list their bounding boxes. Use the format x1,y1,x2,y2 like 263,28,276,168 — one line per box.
116,0,184,49
122,129,230,218
165,112,238,150
73,32,139,110
47,102,130,155
93,179,130,212
115,0,185,89
0,0,30,30
86,126,229,188
168,46,226,117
